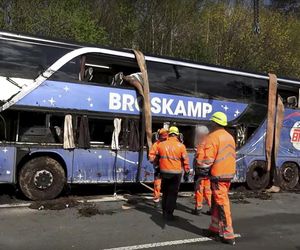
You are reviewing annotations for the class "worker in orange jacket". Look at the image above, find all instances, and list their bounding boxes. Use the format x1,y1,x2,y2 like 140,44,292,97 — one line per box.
199,112,236,245
156,126,190,220
149,128,168,205
192,125,212,215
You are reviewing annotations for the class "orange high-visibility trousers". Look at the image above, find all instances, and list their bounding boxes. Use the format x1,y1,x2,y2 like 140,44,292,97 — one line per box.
209,181,235,240
195,178,212,208
153,178,161,202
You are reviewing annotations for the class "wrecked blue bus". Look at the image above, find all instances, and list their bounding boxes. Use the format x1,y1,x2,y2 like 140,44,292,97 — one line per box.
0,31,299,200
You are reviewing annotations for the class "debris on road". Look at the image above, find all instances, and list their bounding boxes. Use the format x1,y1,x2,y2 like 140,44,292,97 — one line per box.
78,204,115,217
230,191,272,204
29,197,80,210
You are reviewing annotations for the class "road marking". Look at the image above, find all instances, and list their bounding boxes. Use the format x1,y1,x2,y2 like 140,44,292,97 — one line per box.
0,195,127,209
103,234,241,250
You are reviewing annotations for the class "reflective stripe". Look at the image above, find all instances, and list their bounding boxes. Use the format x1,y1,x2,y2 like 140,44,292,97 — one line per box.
214,152,235,164
160,169,183,174
225,226,233,231
218,144,235,155
196,164,211,169
223,232,235,239
160,156,181,160
211,174,235,180
196,159,214,167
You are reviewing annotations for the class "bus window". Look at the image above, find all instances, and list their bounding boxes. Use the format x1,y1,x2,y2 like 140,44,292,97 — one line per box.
0,39,72,79
88,118,114,146
148,62,198,97
81,54,139,87
148,61,257,103
0,114,6,141
49,58,80,82
49,114,64,143
19,112,55,143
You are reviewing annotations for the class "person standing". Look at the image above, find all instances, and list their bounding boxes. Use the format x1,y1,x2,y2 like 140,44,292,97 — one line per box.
200,112,236,245
149,128,168,206
192,125,212,215
156,126,190,220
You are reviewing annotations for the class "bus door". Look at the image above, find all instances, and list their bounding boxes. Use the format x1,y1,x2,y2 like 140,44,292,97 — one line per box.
0,146,16,183
0,112,17,183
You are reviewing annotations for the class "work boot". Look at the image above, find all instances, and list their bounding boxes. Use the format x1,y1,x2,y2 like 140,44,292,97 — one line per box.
191,207,201,215
154,201,160,209
222,238,236,246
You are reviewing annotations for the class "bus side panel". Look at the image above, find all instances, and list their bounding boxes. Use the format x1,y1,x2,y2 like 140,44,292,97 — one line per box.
235,122,266,182
0,146,16,183
276,109,300,167
72,149,121,183
123,151,138,182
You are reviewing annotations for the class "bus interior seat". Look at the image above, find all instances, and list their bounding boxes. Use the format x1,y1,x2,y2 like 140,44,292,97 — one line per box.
111,72,124,86
19,127,56,143
83,67,94,82
287,96,297,108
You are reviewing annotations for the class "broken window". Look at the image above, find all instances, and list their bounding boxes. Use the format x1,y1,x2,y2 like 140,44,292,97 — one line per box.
80,54,139,87
88,117,114,146
19,111,55,143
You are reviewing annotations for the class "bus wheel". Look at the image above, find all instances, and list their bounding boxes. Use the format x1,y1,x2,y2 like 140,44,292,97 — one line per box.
279,163,299,190
19,156,66,201
246,161,269,190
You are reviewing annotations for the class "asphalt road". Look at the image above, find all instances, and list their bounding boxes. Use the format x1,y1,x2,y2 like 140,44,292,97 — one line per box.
0,191,299,250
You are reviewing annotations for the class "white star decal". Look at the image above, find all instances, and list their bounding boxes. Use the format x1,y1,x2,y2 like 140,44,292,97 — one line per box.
42,99,46,103
78,173,83,180
87,97,92,102
48,97,56,106
222,105,229,112
90,103,94,107
2,148,8,153
63,86,70,92
58,94,62,98
234,109,241,117
98,155,102,159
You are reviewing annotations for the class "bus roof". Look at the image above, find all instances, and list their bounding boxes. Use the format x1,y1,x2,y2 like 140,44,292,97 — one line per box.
1,30,300,86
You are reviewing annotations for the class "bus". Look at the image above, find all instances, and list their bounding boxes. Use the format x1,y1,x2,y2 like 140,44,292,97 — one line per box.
0,31,299,200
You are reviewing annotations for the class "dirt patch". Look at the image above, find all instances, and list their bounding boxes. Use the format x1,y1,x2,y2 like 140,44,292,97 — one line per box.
29,197,80,210
230,191,272,204
78,204,115,217
0,194,16,204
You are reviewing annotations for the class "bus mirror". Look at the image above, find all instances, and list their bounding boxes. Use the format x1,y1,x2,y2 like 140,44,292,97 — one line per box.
287,96,297,108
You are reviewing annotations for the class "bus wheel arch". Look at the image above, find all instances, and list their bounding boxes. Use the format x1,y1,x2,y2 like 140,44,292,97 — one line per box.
246,160,270,190
18,153,67,201
278,162,299,190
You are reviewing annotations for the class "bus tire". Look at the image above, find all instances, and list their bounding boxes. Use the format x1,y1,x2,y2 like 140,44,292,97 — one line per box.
246,161,269,190
279,162,299,190
19,156,66,201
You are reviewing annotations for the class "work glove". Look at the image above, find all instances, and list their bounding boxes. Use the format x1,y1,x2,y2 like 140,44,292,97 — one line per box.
183,171,190,182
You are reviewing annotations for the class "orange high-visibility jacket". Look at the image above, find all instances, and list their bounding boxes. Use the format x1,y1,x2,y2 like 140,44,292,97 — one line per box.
156,137,190,174
202,128,236,180
149,141,160,164
195,139,207,169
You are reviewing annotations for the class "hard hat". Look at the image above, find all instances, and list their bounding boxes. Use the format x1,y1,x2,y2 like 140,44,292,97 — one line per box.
158,128,168,139
169,126,179,135
196,125,209,135
210,112,228,126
